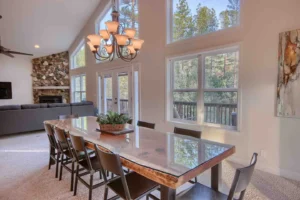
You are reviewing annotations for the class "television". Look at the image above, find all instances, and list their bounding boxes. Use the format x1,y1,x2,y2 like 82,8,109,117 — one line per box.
0,82,12,99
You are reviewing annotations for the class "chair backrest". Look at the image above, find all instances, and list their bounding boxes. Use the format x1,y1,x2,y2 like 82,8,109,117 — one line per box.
58,114,79,120
137,120,155,129
228,153,258,200
174,127,202,139
54,127,72,153
69,134,93,170
94,144,132,200
44,123,57,148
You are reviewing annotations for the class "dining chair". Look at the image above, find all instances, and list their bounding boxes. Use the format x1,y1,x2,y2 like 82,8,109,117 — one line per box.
174,127,202,184
58,114,79,120
94,144,159,200
69,134,105,200
176,153,258,200
137,120,155,129
44,123,61,178
54,127,76,191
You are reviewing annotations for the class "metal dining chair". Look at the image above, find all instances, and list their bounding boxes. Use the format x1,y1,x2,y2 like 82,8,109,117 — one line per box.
94,144,159,200
69,134,105,200
44,123,61,178
58,114,79,120
176,153,258,200
137,120,155,129
54,127,76,191
174,127,202,184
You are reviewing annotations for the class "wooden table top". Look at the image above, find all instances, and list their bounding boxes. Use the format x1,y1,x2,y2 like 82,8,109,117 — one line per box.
45,116,235,189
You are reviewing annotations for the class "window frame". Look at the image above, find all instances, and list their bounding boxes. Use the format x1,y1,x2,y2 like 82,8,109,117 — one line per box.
167,0,241,44
71,74,86,103
167,46,240,131
71,39,86,69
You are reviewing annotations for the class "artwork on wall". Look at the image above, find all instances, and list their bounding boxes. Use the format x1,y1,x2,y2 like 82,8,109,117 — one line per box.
277,29,300,117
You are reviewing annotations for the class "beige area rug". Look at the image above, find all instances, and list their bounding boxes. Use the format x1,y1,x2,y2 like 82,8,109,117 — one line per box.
1,132,300,200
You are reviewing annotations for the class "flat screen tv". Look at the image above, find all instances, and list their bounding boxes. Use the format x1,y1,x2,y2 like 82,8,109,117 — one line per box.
0,82,12,99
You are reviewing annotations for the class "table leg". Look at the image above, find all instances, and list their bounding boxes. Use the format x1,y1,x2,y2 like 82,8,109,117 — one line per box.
160,185,176,200
211,162,222,191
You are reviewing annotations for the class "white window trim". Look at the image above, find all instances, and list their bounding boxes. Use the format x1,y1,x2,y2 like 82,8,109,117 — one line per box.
166,45,241,131
71,74,86,103
166,0,241,45
70,39,86,69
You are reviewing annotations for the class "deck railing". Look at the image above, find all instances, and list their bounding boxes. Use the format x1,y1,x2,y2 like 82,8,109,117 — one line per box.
173,101,237,126
106,99,237,126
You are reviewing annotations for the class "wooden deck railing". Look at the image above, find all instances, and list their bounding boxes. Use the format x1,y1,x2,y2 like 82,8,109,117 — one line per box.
106,99,237,126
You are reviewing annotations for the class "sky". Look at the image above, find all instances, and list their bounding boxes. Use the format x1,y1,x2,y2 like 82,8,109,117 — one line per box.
173,0,229,16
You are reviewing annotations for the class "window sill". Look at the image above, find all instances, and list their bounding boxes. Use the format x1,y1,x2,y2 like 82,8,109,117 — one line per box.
71,66,86,70
167,120,240,134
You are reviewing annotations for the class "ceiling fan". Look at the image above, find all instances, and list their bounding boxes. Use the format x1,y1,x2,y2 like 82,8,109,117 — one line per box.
0,15,33,58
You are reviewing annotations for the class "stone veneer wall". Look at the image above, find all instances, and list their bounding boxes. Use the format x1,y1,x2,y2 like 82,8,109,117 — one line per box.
31,52,70,103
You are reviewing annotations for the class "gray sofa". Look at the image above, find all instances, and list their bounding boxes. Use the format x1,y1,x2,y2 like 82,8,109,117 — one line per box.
0,101,95,136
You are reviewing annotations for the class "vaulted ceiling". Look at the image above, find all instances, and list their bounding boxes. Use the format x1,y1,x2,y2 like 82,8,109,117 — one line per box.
0,0,100,58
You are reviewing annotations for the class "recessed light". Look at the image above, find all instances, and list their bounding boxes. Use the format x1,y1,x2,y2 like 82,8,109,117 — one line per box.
34,45,40,49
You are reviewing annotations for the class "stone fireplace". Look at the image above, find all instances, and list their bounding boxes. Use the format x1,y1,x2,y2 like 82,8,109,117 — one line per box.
31,52,70,104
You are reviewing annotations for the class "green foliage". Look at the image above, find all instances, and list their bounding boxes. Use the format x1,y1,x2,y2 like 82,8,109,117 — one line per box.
173,0,240,39
195,4,218,35
96,111,131,125
119,0,139,36
75,46,85,67
173,0,194,41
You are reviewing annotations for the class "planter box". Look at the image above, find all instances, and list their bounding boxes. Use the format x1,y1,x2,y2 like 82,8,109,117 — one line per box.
99,124,125,131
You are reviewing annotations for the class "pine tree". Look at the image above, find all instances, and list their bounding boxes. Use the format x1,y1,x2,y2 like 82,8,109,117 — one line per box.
119,0,138,33
173,0,194,41
227,0,240,25
195,4,218,35
219,10,231,29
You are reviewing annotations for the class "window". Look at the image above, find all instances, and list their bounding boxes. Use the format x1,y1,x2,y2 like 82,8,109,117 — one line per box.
168,47,239,129
169,0,240,42
119,0,139,36
71,42,86,69
72,74,86,103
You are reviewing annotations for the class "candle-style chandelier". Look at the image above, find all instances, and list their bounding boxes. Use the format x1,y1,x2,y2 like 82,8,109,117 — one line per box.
86,0,144,62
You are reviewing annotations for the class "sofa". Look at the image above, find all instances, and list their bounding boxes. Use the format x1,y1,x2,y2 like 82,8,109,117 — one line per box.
0,101,95,136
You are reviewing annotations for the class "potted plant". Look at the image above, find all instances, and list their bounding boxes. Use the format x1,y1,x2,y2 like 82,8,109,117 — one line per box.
96,111,131,131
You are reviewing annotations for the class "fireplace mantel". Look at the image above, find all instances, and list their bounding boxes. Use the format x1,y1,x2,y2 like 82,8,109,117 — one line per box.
33,86,70,90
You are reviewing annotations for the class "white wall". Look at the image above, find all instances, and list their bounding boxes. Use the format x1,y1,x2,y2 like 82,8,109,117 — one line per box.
0,55,33,105
69,0,300,180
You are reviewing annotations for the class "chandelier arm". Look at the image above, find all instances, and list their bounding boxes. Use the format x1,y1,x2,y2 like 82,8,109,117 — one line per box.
95,50,110,60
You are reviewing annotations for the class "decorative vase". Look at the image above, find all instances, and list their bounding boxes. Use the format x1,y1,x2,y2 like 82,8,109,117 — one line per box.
99,124,125,131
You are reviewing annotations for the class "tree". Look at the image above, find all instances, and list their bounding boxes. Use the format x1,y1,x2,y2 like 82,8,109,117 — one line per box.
219,10,231,29
227,0,240,25
119,0,139,34
195,4,218,35
75,47,85,67
173,0,194,41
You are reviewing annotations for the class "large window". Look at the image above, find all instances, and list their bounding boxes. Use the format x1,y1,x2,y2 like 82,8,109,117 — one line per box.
72,74,86,103
71,41,86,69
168,47,239,129
170,0,240,42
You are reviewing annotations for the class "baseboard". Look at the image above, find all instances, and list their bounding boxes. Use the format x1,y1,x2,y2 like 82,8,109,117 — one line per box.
227,156,300,182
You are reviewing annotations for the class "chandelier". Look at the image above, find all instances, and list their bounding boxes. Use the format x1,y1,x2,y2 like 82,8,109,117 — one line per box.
86,0,144,62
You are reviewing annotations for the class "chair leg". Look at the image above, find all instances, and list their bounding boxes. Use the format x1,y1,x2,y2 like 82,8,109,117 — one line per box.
195,176,198,183
99,171,102,179
48,154,52,170
59,154,64,181
89,174,93,200
71,161,74,191
74,165,79,196
55,152,60,178
104,186,108,200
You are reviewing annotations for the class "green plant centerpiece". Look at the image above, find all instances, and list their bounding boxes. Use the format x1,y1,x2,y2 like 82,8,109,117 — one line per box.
96,111,131,132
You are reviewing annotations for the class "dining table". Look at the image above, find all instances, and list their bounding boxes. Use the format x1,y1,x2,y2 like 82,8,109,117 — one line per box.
44,116,235,200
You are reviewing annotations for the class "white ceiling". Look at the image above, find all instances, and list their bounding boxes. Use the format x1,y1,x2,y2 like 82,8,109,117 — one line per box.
0,0,100,58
